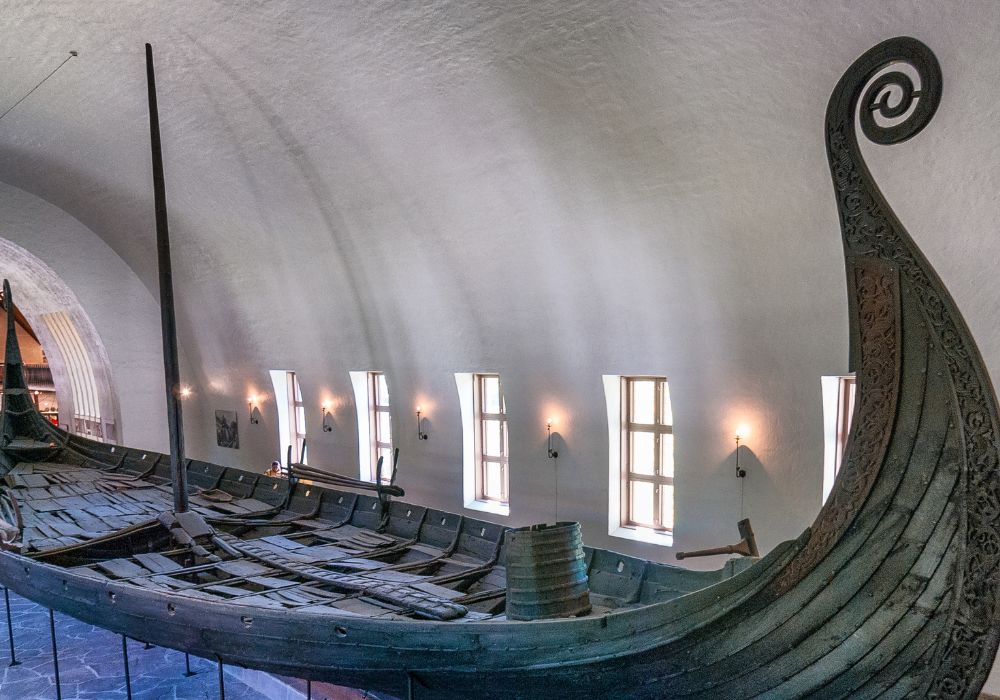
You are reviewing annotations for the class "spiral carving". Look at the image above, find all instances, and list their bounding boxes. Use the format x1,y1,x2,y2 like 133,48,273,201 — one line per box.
830,36,942,147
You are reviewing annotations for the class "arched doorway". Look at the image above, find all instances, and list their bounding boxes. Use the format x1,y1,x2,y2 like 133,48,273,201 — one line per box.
0,299,59,424
0,237,121,443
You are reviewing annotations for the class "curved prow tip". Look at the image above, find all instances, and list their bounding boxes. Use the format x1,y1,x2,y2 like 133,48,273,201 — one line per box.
2,280,23,372
0,277,50,454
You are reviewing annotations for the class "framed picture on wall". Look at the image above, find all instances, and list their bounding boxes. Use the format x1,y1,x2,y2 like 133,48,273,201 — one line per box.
215,409,239,449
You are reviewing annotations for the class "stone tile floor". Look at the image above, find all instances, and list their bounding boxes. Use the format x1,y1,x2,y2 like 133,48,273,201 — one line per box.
0,589,394,699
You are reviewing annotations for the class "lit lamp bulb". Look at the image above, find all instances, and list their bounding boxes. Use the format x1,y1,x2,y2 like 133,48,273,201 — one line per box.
179,386,192,399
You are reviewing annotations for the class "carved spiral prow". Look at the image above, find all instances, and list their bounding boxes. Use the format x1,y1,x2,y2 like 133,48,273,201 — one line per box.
828,36,942,149
824,37,1000,698
826,37,942,265
825,37,944,333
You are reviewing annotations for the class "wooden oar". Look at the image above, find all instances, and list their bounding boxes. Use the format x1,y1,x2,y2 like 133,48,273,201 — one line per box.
290,461,405,498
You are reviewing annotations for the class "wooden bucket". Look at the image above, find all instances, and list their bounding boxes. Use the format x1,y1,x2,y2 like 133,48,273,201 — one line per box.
505,521,591,621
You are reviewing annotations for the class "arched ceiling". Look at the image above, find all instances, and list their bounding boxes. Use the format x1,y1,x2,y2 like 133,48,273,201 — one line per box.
1,2,999,368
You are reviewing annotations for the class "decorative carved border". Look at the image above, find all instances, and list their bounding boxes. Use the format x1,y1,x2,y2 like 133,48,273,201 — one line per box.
767,258,900,598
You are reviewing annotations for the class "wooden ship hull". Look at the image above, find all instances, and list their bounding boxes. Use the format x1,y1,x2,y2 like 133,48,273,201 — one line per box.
2,36,1000,699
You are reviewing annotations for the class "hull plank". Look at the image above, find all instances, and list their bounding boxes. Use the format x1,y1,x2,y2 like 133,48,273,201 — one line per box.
795,535,957,699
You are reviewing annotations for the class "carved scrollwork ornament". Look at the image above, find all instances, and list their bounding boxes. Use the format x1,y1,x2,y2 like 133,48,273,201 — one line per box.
858,58,941,145
826,37,1000,698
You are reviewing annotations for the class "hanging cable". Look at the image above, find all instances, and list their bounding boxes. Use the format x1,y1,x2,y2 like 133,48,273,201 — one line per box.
0,51,78,123
740,474,745,520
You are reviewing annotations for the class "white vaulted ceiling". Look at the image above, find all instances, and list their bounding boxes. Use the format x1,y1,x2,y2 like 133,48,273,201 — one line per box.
2,1,1000,571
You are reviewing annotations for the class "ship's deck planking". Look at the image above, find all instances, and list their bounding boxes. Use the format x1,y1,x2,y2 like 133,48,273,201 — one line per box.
3,35,1000,700
2,453,750,623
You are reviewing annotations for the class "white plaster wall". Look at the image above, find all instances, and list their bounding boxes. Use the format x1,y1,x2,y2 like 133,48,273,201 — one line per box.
2,0,1000,691
0,183,167,451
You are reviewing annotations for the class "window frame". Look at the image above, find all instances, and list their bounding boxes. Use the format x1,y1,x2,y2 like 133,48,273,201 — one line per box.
821,373,856,503
287,371,306,465
621,376,674,532
269,369,307,466
834,374,856,475
367,371,393,483
473,373,508,505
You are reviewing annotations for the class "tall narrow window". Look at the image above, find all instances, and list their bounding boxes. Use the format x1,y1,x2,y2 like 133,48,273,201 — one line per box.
269,369,306,466
350,370,393,482
475,374,508,504
821,373,856,503
622,376,674,532
287,371,306,464
368,372,393,483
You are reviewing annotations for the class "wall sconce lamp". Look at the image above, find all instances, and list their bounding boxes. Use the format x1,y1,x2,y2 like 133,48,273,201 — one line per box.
321,401,334,432
735,425,750,478
547,418,559,459
416,406,429,440
248,395,261,425
178,386,192,399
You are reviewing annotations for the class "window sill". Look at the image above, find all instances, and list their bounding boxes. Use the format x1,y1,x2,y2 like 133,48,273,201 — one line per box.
609,524,673,547
464,499,510,517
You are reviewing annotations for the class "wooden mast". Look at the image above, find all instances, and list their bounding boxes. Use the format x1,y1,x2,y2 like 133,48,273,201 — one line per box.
145,43,188,513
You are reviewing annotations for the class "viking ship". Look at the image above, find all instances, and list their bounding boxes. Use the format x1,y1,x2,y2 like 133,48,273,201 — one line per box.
0,36,998,699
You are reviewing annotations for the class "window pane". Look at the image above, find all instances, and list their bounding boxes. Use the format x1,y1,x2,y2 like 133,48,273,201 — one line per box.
660,483,674,530
378,411,392,442
376,374,389,406
660,381,673,425
484,419,502,456
482,376,500,414
484,462,503,500
630,431,655,475
659,433,675,478
630,480,655,527
377,447,394,480
631,380,655,424
846,377,856,415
